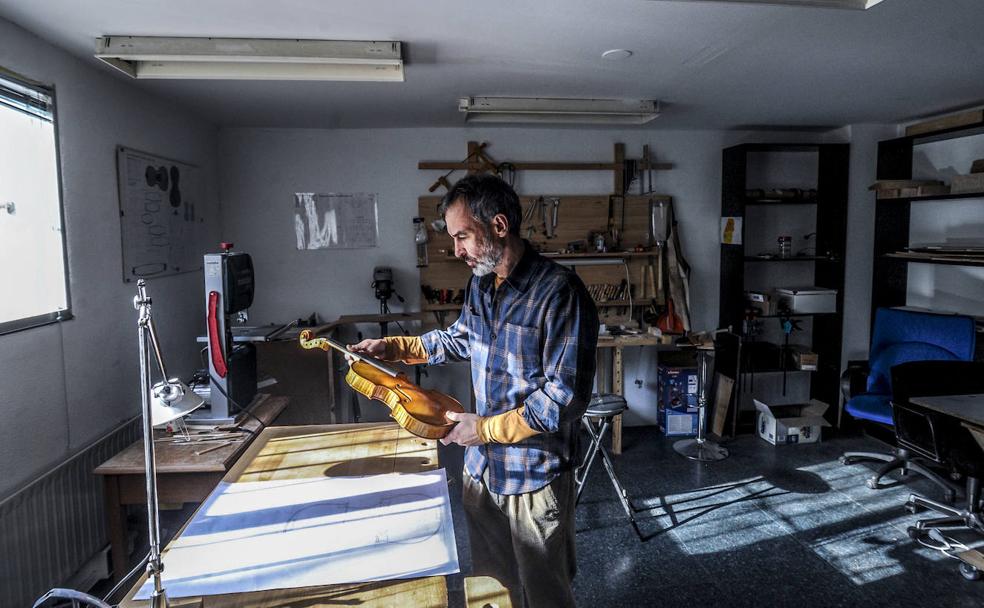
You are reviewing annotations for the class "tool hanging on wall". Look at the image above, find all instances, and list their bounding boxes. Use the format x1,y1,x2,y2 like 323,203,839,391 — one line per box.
524,196,544,240
544,197,560,238
427,142,497,192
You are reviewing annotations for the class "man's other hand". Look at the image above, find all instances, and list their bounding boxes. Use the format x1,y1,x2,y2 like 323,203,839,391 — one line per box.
346,338,388,363
441,411,483,446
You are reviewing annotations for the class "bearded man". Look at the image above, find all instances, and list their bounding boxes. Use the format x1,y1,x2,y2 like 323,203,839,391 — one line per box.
348,173,598,607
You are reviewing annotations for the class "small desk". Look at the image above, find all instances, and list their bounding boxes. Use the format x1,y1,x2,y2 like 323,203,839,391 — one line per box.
95,396,287,581
596,334,676,454
911,393,984,453
119,422,447,607
910,393,984,428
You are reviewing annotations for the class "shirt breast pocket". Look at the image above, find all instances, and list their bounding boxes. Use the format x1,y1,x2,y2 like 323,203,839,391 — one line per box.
502,322,540,376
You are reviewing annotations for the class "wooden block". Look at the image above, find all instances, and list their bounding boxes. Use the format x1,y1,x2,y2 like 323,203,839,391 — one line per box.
917,184,951,197
711,374,734,438
465,575,513,608
905,109,984,137
951,174,984,194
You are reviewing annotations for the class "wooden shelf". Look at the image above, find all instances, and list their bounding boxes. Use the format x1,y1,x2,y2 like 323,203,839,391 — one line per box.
754,312,836,318
883,252,984,268
744,197,818,206
744,255,837,263
541,251,655,260
877,191,984,203
423,251,655,266
595,300,631,307
422,303,462,311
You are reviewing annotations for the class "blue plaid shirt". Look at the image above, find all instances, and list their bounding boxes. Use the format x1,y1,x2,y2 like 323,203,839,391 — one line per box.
421,243,599,495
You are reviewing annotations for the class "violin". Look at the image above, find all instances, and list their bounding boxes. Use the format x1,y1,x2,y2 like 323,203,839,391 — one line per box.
298,330,464,439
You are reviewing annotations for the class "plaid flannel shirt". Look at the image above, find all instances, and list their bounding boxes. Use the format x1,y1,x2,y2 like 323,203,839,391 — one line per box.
421,243,599,495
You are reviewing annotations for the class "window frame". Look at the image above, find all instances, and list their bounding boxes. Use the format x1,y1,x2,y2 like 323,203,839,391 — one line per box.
0,67,72,336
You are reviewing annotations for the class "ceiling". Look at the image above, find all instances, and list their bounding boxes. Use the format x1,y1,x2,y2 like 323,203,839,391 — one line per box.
1,0,983,130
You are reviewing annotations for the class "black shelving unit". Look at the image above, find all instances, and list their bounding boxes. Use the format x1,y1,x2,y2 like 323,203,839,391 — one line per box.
872,120,984,318
719,143,850,429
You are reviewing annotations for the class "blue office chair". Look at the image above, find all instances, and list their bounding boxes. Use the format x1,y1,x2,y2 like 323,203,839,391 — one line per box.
840,308,977,500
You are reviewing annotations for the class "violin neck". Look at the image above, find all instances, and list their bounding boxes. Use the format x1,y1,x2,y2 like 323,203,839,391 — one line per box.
323,337,400,378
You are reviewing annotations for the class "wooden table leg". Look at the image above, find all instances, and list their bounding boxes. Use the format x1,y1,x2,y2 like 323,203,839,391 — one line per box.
613,345,623,455
103,475,127,582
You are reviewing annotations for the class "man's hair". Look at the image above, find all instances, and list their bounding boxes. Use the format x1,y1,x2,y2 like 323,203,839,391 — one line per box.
439,173,522,236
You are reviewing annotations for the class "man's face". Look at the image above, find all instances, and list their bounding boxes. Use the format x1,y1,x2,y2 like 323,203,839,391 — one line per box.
445,200,504,277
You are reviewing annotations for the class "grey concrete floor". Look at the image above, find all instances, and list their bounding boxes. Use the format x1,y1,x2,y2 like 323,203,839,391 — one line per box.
441,427,984,607
115,427,984,607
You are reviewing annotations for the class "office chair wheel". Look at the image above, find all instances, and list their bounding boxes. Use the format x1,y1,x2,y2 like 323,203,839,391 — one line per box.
866,477,879,490
904,502,921,515
907,526,923,540
839,455,851,465
959,562,982,581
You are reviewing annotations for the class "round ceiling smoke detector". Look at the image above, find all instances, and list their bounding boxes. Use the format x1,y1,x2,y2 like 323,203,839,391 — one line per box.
601,49,632,61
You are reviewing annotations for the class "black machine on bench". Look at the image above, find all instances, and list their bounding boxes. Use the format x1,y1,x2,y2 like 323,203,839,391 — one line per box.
190,243,258,424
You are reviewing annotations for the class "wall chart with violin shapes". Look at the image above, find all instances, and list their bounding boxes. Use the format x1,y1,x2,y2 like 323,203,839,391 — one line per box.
116,146,206,281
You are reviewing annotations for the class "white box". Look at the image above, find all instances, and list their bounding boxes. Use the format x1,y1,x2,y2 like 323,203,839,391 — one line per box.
775,287,837,314
754,399,830,445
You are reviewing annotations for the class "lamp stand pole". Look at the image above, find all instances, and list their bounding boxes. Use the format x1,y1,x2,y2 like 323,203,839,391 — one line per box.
674,347,729,462
134,280,169,608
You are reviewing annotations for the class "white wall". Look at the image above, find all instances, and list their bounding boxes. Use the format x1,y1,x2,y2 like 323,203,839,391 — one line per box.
218,126,846,426
840,124,899,363
0,18,219,499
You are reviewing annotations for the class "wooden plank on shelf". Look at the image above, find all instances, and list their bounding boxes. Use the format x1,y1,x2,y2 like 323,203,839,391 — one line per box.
417,161,673,171
905,109,984,137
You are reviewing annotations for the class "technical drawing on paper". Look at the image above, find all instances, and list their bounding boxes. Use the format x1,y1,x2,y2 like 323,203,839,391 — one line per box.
294,192,378,250
135,470,459,599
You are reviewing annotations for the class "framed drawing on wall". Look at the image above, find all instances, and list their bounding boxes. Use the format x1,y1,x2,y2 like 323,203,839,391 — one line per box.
116,146,206,282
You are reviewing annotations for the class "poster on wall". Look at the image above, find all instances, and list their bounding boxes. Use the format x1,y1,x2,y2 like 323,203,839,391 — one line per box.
294,192,379,250
116,146,205,282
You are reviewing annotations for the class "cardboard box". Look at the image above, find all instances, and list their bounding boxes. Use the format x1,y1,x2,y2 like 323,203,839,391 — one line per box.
658,364,699,436
661,409,698,436
791,348,818,371
754,399,830,445
775,287,837,314
658,365,698,409
745,290,775,315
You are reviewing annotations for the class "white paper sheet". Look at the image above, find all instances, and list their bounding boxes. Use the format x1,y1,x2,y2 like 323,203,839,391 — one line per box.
136,469,459,599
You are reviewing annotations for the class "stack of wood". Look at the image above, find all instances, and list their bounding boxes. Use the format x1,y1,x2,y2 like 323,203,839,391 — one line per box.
951,158,984,194
868,179,949,199
587,282,628,302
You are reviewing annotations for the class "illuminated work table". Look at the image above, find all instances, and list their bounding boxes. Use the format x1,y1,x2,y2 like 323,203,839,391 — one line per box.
119,422,449,608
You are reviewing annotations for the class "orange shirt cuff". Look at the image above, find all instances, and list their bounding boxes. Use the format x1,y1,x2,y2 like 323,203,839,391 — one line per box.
383,336,429,364
476,407,541,444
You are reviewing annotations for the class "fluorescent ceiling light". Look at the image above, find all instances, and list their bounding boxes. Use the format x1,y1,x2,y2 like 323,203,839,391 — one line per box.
94,36,404,81
667,0,886,9
458,97,660,125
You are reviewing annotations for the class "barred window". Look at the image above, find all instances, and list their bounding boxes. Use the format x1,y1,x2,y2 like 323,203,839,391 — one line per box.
0,69,71,335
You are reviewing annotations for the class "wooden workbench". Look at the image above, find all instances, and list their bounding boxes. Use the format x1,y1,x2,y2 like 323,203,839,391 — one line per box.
95,396,288,582
597,334,677,454
119,422,448,608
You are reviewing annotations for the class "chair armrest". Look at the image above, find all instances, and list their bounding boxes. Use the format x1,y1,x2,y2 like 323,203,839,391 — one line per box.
841,360,870,401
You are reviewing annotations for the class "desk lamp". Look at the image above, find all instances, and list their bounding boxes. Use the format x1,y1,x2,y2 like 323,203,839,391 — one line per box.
33,280,203,608
134,279,204,607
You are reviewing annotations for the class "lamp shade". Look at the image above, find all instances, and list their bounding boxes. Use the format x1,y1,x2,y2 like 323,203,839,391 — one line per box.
150,379,204,426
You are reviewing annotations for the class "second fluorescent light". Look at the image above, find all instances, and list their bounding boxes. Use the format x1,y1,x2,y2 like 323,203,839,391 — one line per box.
95,36,404,81
459,97,660,125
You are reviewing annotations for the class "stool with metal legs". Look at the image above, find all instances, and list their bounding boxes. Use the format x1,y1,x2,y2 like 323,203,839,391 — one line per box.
674,346,729,462
576,393,642,538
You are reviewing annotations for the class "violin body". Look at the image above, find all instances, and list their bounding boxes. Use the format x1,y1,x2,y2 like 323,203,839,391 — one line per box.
298,330,464,439
344,361,464,439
